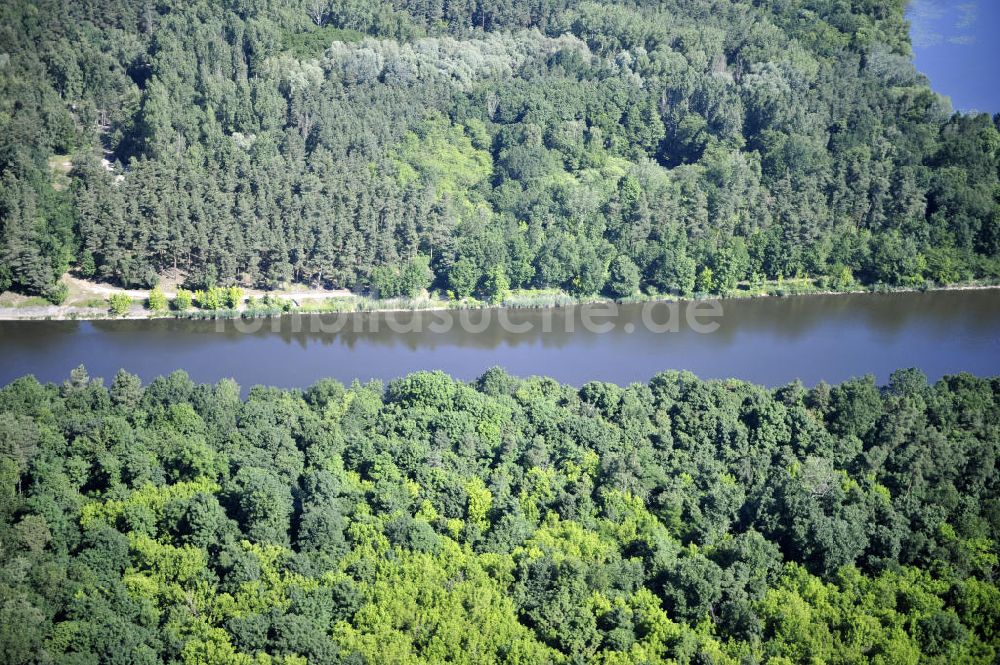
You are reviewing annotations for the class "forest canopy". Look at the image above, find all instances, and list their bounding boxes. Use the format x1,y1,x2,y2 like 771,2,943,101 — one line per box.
0,366,998,663
1,0,998,302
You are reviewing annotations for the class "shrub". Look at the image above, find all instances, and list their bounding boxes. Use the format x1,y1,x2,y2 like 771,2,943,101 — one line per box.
832,266,855,290
46,282,69,305
696,266,715,294
260,294,292,311
147,286,168,311
400,255,432,298
196,287,226,310
174,288,193,311
224,286,244,309
482,265,510,304
108,292,132,316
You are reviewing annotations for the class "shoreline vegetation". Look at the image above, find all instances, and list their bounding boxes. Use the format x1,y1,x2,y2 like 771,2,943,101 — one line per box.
1,274,999,322
4,2,1000,317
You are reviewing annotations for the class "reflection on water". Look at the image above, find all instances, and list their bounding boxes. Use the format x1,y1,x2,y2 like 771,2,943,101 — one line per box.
1,290,998,391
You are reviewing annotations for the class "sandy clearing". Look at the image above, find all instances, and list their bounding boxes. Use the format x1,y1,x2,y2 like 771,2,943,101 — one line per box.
60,273,354,302
0,273,360,320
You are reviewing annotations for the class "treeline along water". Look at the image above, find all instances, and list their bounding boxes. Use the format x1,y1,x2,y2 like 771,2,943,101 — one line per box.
1,290,998,391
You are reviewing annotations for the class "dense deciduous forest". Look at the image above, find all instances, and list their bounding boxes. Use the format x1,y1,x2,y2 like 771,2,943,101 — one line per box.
1,0,998,303
0,366,997,663
3,1,999,662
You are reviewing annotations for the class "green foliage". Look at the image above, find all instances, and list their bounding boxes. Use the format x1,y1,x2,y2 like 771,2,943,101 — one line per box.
607,255,641,298
386,370,457,409
1,0,995,299
370,256,432,299
194,287,228,310
924,247,966,285
0,264,11,294
482,264,510,304
146,286,168,311
46,281,68,305
259,293,293,312
107,292,132,316
0,366,997,663
652,243,697,296
392,115,492,203
832,265,855,290
711,238,750,294
280,25,363,58
173,288,193,311
78,250,96,278
400,256,433,298
696,266,715,294
447,258,478,299
223,286,244,309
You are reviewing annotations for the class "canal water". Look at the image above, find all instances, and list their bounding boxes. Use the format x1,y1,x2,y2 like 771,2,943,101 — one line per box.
1,290,998,390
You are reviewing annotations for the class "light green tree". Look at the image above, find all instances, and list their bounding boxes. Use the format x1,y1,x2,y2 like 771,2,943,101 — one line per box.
696,266,715,294
196,287,226,310
147,286,168,311
400,255,433,298
482,265,510,304
173,288,193,311
224,286,244,309
108,292,132,316
833,266,854,290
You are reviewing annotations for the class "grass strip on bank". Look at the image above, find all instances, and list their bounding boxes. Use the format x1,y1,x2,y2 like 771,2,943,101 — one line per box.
3,276,1000,321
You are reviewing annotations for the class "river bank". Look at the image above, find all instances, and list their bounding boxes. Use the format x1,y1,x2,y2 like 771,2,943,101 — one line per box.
1,274,998,321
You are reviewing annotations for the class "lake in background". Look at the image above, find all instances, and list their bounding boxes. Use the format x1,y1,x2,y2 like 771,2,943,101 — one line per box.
1,289,998,391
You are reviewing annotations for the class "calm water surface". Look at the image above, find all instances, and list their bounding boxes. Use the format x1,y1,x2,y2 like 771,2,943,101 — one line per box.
1,290,998,390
